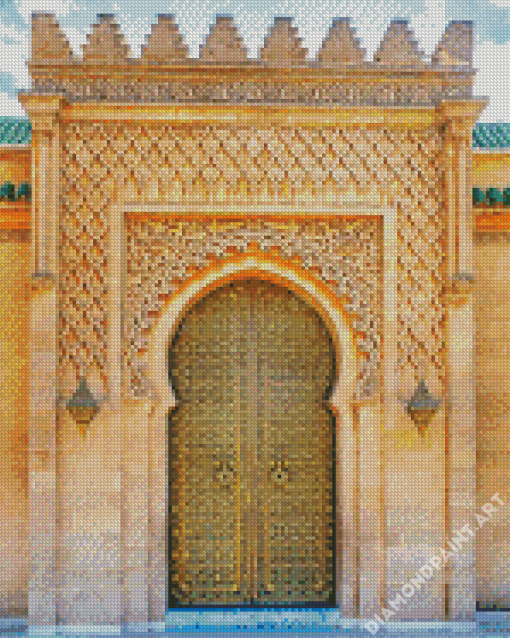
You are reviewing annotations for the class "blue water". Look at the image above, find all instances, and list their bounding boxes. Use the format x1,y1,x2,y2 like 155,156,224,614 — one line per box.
0,611,509,638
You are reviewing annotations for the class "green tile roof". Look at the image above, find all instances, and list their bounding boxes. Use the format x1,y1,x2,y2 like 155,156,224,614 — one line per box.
473,187,510,206
0,117,31,145
0,117,510,149
473,123,510,149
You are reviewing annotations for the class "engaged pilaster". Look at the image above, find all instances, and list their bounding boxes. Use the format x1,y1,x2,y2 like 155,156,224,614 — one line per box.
19,92,65,629
439,98,487,622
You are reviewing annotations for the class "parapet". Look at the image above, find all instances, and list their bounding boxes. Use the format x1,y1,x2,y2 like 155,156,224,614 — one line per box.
26,13,476,106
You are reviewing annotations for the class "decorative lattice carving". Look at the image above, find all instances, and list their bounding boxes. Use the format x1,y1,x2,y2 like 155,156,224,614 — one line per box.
32,77,471,106
59,123,446,401
125,217,382,400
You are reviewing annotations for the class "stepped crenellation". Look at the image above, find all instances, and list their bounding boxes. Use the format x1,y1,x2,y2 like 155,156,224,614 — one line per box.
26,13,475,106
30,12,473,68
373,18,427,66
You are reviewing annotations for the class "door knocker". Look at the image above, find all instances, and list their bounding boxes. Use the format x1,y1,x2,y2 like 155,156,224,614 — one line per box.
214,460,235,486
270,458,289,484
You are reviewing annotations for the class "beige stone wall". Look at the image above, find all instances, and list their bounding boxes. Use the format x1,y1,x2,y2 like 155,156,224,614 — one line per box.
473,153,510,189
56,404,122,626
58,123,446,403
0,229,30,617
470,147,510,611
1,117,483,622
0,148,30,192
475,231,510,610
0,116,476,621
384,410,446,619
54,120,448,622
6,12,485,626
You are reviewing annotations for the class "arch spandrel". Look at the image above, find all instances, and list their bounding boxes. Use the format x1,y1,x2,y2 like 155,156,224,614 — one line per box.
147,254,358,418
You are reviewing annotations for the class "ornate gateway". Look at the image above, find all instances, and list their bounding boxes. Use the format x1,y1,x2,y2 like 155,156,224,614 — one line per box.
18,10,486,631
168,278,337,606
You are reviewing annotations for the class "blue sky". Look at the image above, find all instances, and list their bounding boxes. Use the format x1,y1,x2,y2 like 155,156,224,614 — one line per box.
0,0,507,122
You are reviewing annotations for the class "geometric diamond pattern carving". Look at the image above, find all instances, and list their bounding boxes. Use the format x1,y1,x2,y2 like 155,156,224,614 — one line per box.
60,124,446,400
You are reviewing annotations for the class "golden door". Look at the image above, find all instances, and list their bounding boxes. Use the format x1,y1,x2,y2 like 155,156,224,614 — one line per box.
168,278,337,606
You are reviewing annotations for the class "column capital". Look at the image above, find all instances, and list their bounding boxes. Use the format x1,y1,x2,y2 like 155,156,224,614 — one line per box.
441,273,476,308
437,98,489,138
352,392,382,410
30,272,56,293
18,92,67,131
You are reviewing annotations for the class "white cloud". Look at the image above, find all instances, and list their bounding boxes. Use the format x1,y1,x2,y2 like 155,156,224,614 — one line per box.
473,39,510,122
113,0,406,61
14,0,78,24
0,0,505,123
408,0,446,58
0,91,26,116
0,21,30,87
63,25,88,57
0,0,79,116
335,0,402,60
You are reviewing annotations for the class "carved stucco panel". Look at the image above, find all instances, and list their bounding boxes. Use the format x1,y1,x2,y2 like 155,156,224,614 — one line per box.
125,217,382,400
58,123,446,401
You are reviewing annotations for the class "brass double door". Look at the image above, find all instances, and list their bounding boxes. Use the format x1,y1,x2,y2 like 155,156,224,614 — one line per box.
168,278,337,606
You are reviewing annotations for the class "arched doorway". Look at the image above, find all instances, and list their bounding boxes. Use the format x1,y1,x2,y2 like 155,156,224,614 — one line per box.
167,278,337,607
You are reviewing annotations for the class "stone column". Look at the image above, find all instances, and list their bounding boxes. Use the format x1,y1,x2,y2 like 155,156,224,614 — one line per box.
439,99,487,622
357,396,384,620
18,93,65,632
148,392,172,627
110,195,149,629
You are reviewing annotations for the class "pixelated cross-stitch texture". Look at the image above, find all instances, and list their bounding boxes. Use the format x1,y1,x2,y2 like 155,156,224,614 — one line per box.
2,5,510,636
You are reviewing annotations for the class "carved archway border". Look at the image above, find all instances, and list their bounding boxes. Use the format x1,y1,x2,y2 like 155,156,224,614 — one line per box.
147,252,359,418
146,251,358,614
108,202,396,627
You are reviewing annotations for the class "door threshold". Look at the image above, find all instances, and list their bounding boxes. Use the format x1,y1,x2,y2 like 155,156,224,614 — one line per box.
167,602,338,613
165,607,343,630
0,614,491,637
